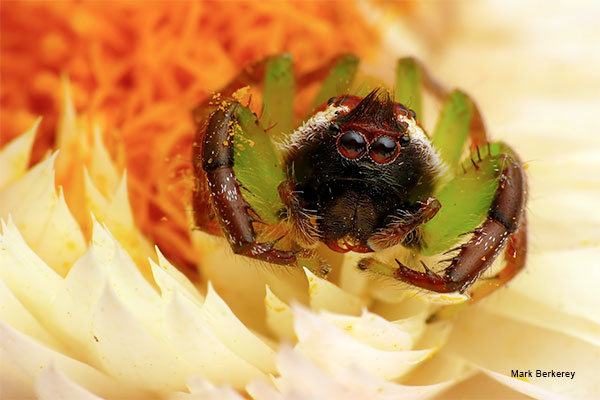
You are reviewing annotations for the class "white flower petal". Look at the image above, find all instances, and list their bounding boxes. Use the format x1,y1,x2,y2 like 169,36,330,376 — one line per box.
304,268,363,315
446,307,600,399
89,122,120,198
293,305,432,380
0,117,39,190
198,283,277,373
0,153,86,276
35,363,103,400
169,375,246,400
480,368,574,400
151,251,204,307
320,309,416,351
163,289,267,389
264,285,295,342
480,288,600,347
0,278,62,352
0,218,62,320
0,318,142,398
92,281,184,392
504,247,600,327
247,347,453,400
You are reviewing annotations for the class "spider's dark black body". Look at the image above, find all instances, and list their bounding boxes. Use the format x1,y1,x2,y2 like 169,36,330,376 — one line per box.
285,92,439,252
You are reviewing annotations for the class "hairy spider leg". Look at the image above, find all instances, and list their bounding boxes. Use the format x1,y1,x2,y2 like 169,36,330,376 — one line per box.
194,54,362,273
394,153,527,292
358,61,527,296
193,54,358,234
199,102,295,265
367,197,441,251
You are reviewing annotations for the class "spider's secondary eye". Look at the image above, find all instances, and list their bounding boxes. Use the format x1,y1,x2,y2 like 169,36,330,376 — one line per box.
399,133,410,146
370,136,399,164
337,131,366,159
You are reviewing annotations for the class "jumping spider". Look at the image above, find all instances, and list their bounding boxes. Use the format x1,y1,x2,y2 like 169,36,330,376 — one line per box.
192,54,527,298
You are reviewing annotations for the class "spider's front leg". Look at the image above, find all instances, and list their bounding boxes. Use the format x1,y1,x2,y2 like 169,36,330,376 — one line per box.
200,102,296,265
395,153,527,293
367,197,441,251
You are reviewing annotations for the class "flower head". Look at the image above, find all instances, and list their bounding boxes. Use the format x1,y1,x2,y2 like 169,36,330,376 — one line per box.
1,2,600,399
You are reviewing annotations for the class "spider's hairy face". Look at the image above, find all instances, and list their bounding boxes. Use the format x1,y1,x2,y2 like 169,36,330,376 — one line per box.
283,90,446,252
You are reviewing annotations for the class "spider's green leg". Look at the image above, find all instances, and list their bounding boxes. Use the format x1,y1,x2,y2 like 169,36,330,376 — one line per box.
262,55,295,143
395,149,527,293
357,143,527,295
432,90,488,165
394,57,422,119
198,101,294,264
230,104,287,223
192,55,290,235
420,143,505,256
309,53,360,112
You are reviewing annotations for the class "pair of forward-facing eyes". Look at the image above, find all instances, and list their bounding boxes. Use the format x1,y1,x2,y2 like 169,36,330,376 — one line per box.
334,127,410,164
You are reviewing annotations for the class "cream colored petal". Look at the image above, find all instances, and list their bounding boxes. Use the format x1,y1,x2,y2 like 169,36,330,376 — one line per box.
0,117,39,190
89,122,120,198
83,167,110,222
90,219,163,328
169,375,246,400
0,218,61,320
92,281,185,392
0,153,86,276
502,247,600,327
0,319,143,399
320,309,415,351
446,307,600,399
35,364,104,400
162,289,267,389
264,285,295,342
48,245,111,362
480,289,600,347
247,347,453,400
304,268,363,315
338,252,371,298
528,151,600,252
0,278,62,352
480,368,574,400
293,305,433,380
198,283,277,373
151,250,204,307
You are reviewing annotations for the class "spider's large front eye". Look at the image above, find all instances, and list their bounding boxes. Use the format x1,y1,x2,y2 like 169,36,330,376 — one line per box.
369,136,399,164
337,131,367,159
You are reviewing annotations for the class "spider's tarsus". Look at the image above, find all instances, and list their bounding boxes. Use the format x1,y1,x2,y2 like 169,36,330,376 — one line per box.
442,245,464,255
470,157,480,170
420,261,441,279
265,122,278,132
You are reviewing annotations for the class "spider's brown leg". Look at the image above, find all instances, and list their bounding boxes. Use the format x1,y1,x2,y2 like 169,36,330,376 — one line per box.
198,103,296,265
469,214,528,301
367,197,441,251
394,154,526,293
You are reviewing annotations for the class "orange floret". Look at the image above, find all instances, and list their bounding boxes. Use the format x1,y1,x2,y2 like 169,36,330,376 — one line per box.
1,1,384,269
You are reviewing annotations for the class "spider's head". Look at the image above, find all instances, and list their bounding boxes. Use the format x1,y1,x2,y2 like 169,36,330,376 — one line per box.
283,89,446,252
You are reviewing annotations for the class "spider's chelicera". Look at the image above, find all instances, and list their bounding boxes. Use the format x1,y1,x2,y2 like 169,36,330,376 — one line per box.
193,54,527,297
